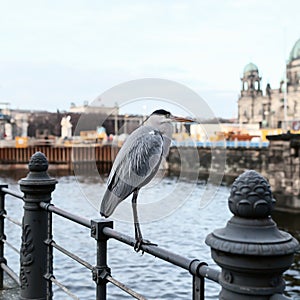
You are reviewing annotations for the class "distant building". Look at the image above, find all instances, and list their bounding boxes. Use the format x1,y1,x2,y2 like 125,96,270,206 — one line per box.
69,101,118,115
238,38,300,130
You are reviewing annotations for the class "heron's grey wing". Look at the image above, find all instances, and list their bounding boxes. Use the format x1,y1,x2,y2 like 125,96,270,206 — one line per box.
100,127,164,217
126,128,164,186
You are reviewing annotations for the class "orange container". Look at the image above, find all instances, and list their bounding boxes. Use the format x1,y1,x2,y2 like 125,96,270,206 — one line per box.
15,137,28,148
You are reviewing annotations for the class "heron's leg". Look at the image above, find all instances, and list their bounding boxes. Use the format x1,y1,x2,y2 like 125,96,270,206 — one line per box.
132,190,143,244
132,189,157,252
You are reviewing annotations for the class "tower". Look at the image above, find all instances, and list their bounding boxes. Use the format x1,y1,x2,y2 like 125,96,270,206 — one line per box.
240,62,262,97
238,63,263,124
287,38,300,88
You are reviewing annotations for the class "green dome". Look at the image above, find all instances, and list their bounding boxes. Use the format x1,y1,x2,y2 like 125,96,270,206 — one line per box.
243,62,258,74
289,38,300,62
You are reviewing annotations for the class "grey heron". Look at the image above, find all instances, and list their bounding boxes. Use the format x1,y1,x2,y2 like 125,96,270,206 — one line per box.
100,109,193,251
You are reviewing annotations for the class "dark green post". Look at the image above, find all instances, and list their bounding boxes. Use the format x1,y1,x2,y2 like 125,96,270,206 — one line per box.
206,170,299,299
19,152,57,300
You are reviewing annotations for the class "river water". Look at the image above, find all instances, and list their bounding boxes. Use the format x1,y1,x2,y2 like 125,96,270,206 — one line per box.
1,171,299,299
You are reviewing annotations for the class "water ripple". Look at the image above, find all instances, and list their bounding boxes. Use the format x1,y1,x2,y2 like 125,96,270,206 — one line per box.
1,174,299,299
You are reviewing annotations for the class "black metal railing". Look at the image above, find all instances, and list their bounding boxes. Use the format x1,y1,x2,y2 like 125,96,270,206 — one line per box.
0,184,22,288
0,151,298,300
0,188,218,300
0,152,221,300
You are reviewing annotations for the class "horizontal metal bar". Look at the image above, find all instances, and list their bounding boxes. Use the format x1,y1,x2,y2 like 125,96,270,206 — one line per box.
3,214,22,227
50,276,80,300
1,262,20,286
106,275,147,300
1,187,23,200
3,239,20,254
51,240,146,299
195,264,220,283
102,226,190,267
102,227,220,283
51,240,93,270
40,202,91,228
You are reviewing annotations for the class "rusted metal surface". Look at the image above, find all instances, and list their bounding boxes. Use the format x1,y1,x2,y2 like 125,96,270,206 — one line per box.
0,145,118,172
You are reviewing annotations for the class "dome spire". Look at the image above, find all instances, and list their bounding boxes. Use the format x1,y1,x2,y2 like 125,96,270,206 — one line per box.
240,62,262,96
289,38,300,62
243,62,259,75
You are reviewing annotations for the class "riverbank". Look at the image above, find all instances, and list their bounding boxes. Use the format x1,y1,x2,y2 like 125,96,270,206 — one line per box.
0,139,300,212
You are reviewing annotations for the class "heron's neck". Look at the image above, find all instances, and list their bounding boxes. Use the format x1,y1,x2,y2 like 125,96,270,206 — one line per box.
159,122,172,139
143,119,172,137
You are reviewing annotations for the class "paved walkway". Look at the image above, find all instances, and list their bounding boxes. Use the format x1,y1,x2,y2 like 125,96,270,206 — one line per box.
0,273,20,299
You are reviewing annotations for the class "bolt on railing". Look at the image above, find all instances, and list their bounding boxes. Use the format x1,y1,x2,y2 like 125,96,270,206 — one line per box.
0,152,298,299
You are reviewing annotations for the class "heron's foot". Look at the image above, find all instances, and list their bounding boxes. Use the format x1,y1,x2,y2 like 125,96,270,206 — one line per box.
134,238,158,253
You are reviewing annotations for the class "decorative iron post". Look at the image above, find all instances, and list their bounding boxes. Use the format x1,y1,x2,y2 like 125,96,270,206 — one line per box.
206,170,299,299
19,152,57,300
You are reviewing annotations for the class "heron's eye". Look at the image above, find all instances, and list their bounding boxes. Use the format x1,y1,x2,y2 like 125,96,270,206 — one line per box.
165,113,170,118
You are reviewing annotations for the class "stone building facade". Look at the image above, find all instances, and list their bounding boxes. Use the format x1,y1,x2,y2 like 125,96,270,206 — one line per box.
238,38,300,130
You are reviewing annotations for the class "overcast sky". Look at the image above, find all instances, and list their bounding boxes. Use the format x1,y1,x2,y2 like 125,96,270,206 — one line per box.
1,0,300,118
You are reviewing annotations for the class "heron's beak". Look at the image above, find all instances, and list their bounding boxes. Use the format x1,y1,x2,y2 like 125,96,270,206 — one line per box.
171,115,195,123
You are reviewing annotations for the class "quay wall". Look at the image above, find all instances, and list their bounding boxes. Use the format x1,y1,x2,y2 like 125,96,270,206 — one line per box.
0,144,291,183
168,146,268,183
0,145,118,174
168,141,300,211
0,145,269,178
0,142,299,211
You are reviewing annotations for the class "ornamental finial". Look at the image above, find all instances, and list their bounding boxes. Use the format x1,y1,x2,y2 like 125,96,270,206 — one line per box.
28,152,49,172
228,170,275,218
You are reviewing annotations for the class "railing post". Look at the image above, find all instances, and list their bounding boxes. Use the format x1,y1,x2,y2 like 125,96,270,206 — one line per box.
0,184,8,289
206,170,299,299
193,275,204,300
91,219,113,300
19,152,57,300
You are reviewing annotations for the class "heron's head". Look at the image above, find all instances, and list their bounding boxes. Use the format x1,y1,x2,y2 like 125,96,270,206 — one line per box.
144,109,194,136
149,109,194,125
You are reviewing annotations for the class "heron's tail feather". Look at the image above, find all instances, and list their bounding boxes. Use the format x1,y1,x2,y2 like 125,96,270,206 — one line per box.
100,189,123,217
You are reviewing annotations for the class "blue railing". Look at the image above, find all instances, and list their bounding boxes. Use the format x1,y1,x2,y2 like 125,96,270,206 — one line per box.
172,140,269,148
